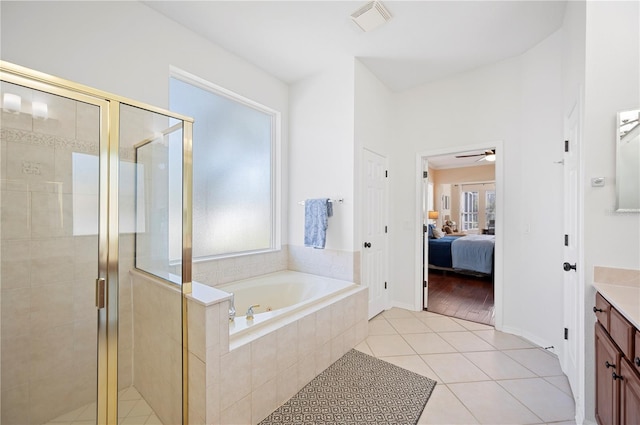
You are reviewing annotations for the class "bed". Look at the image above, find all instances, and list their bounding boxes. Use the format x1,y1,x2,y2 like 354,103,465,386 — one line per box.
428,235,461,268
427,226,495,275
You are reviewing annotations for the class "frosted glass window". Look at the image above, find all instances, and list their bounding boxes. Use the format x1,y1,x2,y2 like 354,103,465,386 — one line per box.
170,76,278,258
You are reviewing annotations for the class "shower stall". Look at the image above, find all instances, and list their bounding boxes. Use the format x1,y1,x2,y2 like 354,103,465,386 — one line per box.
1,62,193,425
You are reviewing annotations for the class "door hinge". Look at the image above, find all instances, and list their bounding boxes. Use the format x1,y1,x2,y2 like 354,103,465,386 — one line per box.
385,225,388,233
423,280,427,288
564,234,569,246
385,170,388,178
564,140,569,152
384,281,387,289
564,327,569,340
423,171,428,178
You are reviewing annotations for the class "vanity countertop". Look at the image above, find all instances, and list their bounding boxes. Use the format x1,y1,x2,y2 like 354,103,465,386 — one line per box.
592,266,640,329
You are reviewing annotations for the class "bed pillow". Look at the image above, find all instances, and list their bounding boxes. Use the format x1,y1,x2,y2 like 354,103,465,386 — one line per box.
432,227,445,238
427,224,435,238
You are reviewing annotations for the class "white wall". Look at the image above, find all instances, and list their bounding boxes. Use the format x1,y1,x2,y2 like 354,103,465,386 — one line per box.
354,59,392,256
581,1,640,422
583,1,640,268
288,59,355,251
506,30,564,346
0,0,290,247
391,57,521,313
390,32,565,349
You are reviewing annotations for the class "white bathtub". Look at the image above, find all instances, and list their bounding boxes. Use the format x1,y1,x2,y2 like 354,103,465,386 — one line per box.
219,270,357,336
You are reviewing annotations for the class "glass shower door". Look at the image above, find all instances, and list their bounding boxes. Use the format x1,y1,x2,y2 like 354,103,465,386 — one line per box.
2,62,193,425
0,80,106,424
118,103,186,425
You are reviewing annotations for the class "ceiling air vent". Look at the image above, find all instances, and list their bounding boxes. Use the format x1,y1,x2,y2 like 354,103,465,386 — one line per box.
351,1,392,32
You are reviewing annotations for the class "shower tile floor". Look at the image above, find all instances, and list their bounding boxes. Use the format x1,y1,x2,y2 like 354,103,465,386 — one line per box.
45,387,161,425
358,308,577,424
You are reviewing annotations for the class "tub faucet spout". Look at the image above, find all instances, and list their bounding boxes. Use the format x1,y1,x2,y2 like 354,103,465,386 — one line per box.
246,304,260,321
229,293,236,322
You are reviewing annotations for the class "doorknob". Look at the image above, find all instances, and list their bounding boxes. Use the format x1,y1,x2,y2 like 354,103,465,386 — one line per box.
563,262,577,272
363,242,372,248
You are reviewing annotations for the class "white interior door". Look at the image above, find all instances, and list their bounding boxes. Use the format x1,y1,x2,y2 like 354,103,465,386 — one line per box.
423,165,432,309
362,148,388,318
562,99,584,421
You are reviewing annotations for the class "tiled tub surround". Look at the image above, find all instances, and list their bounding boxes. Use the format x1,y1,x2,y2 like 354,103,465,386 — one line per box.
186,275,368,425
593,266,640,327
220,270,358,335
191,246,289,286
288,245,360,283
190,244,361,287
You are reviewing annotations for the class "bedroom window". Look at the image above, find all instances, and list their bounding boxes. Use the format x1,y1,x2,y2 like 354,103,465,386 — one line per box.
486,191,496,226
461,191,479,230
169,71,281,259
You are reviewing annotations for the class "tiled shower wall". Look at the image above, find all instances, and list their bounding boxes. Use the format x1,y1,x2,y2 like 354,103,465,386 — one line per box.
130,270,182,425
0,99,134,424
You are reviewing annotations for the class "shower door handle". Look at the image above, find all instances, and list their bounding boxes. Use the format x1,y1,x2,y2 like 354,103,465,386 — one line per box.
96,278,106,309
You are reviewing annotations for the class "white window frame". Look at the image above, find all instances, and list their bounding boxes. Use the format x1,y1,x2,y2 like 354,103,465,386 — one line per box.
485,190,496,226
170,67,282,260
461,190,479,230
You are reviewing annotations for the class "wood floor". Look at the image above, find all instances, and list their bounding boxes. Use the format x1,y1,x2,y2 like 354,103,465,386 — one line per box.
426,269,495,326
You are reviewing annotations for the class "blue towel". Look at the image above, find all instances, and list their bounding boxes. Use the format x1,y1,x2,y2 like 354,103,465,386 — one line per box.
304,198,333,249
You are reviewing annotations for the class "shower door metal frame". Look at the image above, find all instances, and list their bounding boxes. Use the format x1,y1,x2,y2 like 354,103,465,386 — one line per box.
0,61,194,425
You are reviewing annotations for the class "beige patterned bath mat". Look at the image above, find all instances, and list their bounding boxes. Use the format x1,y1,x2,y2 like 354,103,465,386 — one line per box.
259,349,437,425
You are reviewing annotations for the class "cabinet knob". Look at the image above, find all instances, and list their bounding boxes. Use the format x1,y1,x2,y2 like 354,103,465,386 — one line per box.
612,372,624,381
593,306,604,313
635,357,640,367
605,360,616,369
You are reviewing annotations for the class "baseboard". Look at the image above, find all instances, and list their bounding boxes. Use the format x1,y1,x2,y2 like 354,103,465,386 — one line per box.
499,324,558,356
389,301,419,312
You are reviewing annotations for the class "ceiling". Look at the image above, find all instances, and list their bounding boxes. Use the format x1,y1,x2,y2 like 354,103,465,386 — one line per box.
144,0,567,92
427,149,496,169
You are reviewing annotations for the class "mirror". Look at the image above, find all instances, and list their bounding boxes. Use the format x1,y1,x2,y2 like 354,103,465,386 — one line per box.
616,109,640,211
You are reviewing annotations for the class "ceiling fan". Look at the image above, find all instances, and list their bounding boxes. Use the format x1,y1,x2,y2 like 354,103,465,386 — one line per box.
455,149,496,162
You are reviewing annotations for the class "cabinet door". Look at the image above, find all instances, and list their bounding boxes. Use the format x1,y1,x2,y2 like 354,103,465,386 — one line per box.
595,293,611,330
596,323,621,425
634,331,640,376
621,360,640,425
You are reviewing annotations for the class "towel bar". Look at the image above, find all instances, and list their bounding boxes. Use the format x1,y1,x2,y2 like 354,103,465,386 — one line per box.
297,198,344,205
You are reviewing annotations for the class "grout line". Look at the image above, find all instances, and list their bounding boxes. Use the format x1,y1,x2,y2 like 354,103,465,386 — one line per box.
366,310,575,423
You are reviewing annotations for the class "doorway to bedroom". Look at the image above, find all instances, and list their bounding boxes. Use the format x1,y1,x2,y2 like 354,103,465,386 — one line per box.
421,145,499,326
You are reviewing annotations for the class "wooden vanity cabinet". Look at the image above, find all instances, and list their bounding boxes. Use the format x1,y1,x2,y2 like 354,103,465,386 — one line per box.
620,359,640,424
594,293,640,425
634,331,640,375
595,292,611,330
595,323,621,425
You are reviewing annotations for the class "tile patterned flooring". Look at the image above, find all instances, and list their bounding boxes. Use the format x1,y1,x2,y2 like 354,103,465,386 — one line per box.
46,307,576,425
356,308,577,425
